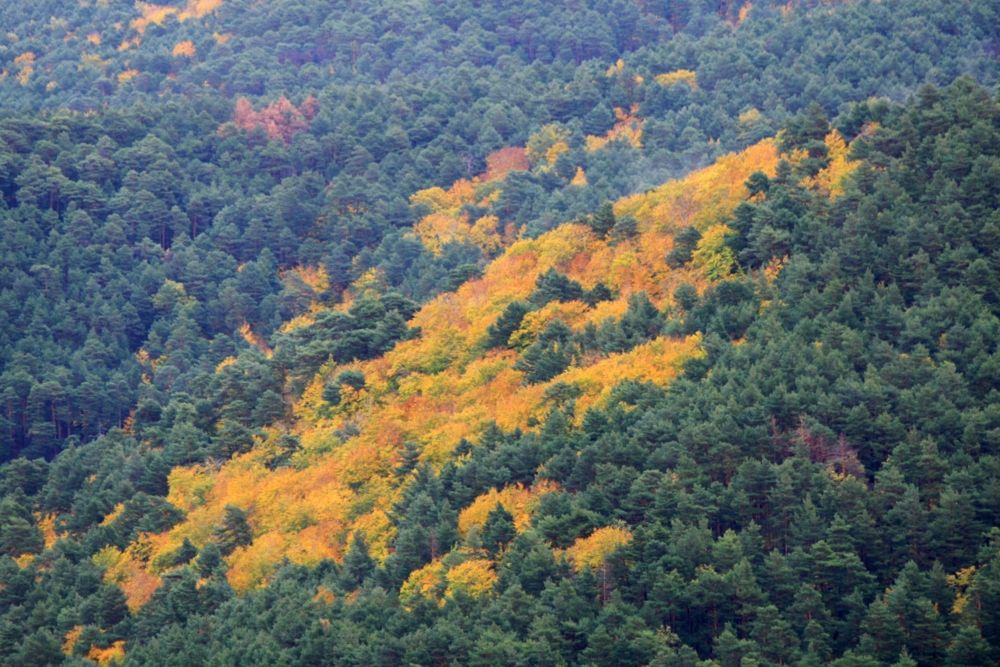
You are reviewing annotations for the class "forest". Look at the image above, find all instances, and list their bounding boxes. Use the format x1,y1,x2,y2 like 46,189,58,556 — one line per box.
0,0,998,665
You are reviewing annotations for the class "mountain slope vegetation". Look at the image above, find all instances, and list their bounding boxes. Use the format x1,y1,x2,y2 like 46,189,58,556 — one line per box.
117,137,780,598
0,1,999,665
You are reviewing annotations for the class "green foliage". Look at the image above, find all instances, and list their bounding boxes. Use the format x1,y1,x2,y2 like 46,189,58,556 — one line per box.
590,202,617,239
515,321,575,383
666,226,702,268
529,269,586,307
214,505,253,556
485,301,532,350
482,503,517,557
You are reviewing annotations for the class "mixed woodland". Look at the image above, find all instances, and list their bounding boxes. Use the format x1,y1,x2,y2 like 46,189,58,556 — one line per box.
0,0,999,665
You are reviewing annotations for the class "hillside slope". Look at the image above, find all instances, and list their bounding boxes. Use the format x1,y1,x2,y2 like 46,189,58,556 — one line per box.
103,138,786,599
106,79,1000,667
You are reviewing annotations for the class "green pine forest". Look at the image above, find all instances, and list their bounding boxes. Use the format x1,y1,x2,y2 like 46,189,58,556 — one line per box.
0,1,999,665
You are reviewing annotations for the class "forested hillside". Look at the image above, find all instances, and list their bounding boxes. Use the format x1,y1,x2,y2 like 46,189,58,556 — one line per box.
0,1,999,665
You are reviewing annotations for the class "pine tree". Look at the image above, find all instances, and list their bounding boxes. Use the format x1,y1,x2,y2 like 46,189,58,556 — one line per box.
214,505,253,555
343,531,376,587
482,502,517,557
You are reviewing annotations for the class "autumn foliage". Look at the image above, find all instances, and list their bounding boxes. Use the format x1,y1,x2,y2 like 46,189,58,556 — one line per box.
565,526,633,571
586,104,644,152
400,556,498,607
132,0,223,34
230,96,318,143
172,40,196,58
484,146,530,180
458,482,559,536
654,69,698,89
124,139,781,594
411,147,527,255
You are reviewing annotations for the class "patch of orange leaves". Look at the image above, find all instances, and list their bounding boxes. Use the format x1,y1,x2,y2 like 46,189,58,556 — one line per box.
63,626,83,655
484,146,529,180
87,641,126,665
230,95,317,143
132,0,222,34
172,40,196,58
94,543,161,611
36,513,58,549
445,558,497,598
14,51,34,85
654,69,698,90
458,482,559,536
239,322,272,358
586,104,644,152
565,526,632,571
411,151,524,255
802,130,857,199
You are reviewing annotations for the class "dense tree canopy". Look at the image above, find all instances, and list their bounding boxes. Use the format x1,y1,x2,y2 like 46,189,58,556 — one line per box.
0,1,998,665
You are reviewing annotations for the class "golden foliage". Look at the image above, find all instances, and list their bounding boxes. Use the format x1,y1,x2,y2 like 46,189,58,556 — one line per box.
132,0,222,34
586,105,643,152
400,557,497,605
948,565,977,615
565,526,632,571
100,503,126,527
277,266,329,333
654,69,698,90
172,40,196,58
117,69,139,83
80,53,110,70
400,560,445,606
545,141,570,165
87,641,126,665
739,108,762,125
690,224,736,279
458,482,559,536
215,356,237,373
132,3,178,34
63,626,83,656
286,265,330,294
87,32,102,45
445,559,497,599
14,51,35,85
557,335,702,417
763,255,787,284
123,139,778,604
802,130,858,199
570,166,588,186
36,513,58,549
226,532,287,591
737,2,753,26
94,543,162,611
239,322,272,358
615,139,778,234
526,124,570,167
411,160,519,256
349,510,393,561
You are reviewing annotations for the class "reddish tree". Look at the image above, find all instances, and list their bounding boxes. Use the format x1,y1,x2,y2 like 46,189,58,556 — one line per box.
484,147,529,180
230,96,315,143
